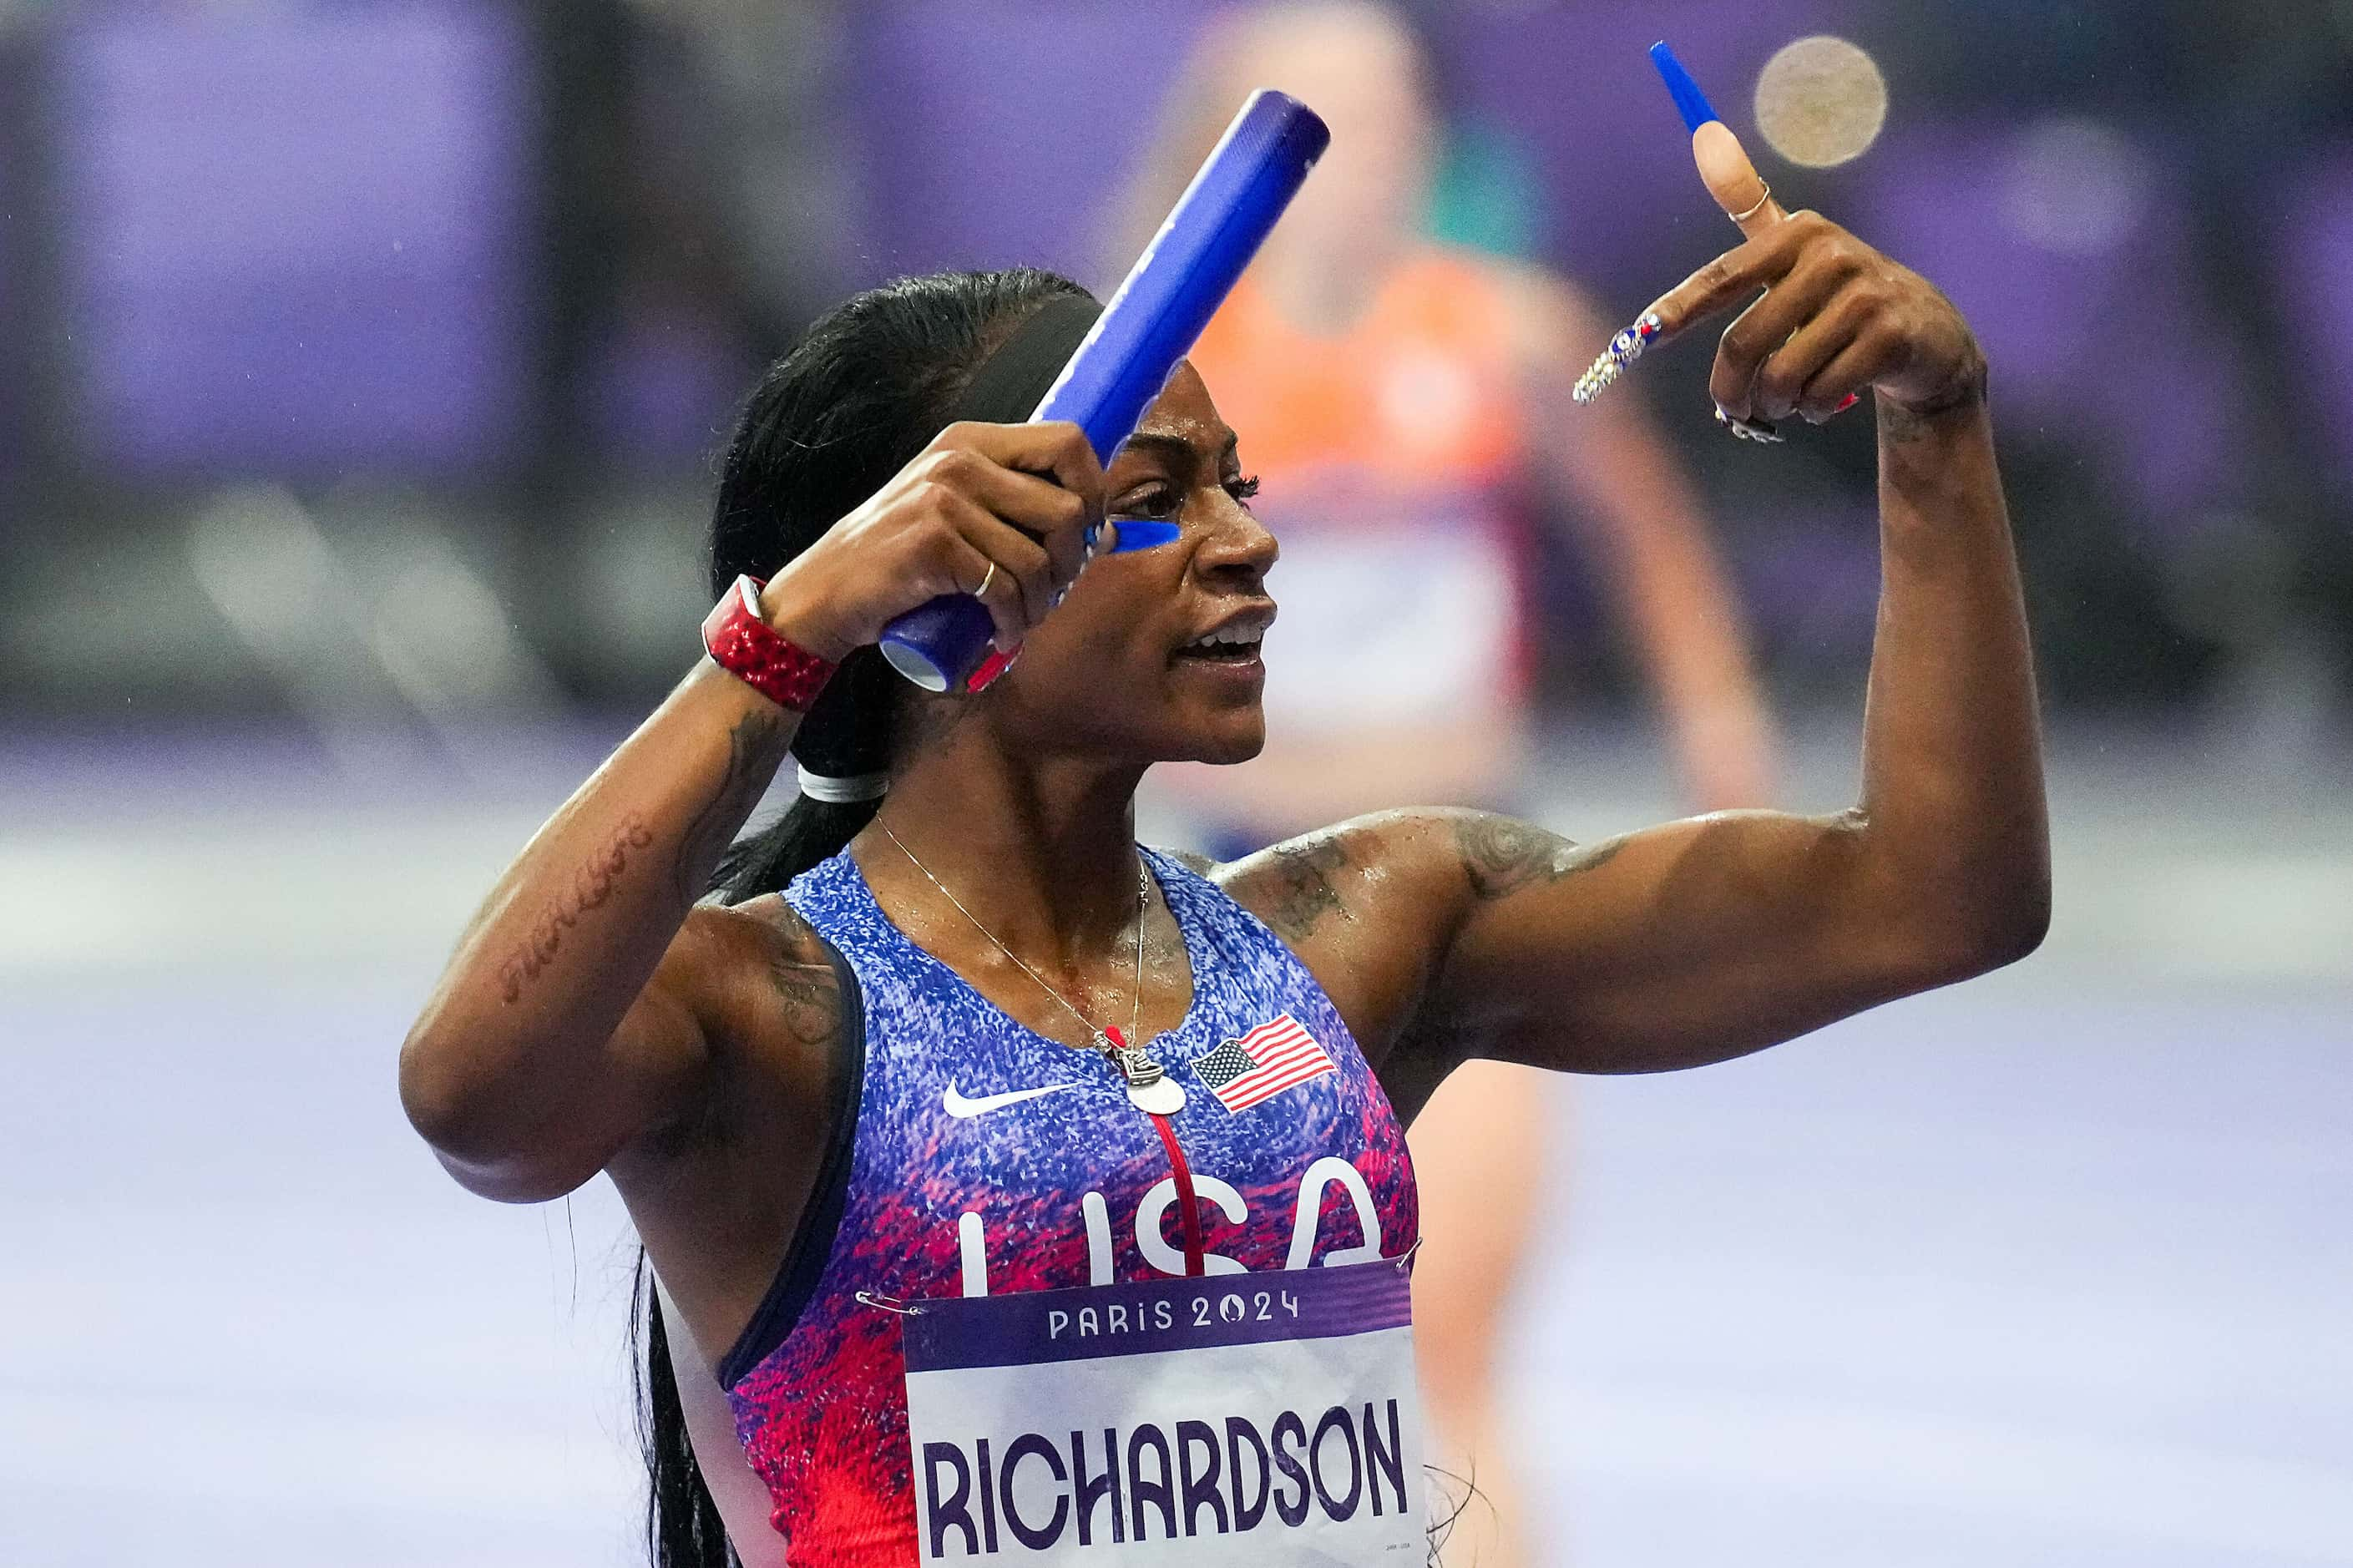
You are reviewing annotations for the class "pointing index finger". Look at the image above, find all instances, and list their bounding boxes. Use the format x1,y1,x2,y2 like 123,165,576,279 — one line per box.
1570,222,1810,404
1643,220,1809,339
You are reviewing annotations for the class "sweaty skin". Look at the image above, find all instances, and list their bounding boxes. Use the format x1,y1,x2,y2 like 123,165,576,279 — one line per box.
402,124,2045,1556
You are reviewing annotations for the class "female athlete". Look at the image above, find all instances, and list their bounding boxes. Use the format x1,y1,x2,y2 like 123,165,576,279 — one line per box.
400,124,2048,1567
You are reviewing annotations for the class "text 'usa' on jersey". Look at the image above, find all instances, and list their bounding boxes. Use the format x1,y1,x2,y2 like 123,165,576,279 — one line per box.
718,847,1419,1565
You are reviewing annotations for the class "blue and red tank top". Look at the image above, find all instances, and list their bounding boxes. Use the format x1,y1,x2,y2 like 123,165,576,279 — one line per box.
716,845,1420,1565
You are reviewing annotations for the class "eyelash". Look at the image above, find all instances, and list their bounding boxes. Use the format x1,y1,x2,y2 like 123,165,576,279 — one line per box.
1114,474,1262,519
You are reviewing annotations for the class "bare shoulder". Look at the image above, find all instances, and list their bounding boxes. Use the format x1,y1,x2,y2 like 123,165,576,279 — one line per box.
1212,816,1396,947
615,895,842,1154
692,893,848,1060
1215,807,1610,931
1214,810,1619,1070
1204,812,1479,1060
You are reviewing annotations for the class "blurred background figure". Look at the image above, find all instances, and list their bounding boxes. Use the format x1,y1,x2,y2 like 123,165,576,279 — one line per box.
5,3,2351,1565
1124,2,1774,826
1120,7,1774,1562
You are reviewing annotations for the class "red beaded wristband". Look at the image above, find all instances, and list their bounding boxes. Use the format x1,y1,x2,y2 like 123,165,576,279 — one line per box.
701,574,837,713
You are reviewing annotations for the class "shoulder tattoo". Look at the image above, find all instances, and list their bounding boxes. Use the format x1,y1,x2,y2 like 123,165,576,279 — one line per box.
752,900,843,1050
766,954,843,1050
1260,833,1354,943
1452,814,1622,901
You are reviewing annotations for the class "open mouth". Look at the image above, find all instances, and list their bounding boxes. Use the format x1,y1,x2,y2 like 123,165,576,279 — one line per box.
1171,627,1265,665
1171,604,1275,667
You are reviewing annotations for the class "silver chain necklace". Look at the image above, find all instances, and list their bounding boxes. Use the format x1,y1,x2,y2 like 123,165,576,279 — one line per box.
875,821,1185,1115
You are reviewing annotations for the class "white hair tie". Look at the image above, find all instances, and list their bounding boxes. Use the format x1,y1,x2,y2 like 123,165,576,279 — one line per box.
796,766,889,804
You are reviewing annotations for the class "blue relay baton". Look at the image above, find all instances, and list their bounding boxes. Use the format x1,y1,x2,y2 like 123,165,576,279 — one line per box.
878,89,1330,693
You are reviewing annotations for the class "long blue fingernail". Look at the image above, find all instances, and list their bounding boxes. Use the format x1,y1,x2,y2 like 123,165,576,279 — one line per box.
1650,42,1720,133
1106,520,1179,553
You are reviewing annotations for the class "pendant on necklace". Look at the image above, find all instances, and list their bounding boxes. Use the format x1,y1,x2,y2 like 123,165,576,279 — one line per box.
1127,1075,1187,1115
1101,1029,1187,1116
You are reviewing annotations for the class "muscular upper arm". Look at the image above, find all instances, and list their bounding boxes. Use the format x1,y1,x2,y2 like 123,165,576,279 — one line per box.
435,898,832,1202
1226,806,1973,1095
1419,806,1970,1075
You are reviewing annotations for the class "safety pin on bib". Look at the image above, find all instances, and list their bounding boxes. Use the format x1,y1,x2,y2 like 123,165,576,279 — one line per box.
1388,1236,1424,1271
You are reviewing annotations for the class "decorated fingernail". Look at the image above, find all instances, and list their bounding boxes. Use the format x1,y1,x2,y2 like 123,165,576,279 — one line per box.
1714,404,1784,443
1649,41,1721,134
1572,311,1664,405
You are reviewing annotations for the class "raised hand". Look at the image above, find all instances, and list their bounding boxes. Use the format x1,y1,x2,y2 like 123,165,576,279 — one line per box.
759,421,1108,663
1576,120,1985,438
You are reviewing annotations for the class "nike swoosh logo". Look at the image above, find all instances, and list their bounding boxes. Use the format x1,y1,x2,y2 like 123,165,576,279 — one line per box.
943,1082,1080,1119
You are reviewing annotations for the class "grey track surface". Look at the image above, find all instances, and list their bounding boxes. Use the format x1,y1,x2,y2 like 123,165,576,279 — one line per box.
5,721,2346,1565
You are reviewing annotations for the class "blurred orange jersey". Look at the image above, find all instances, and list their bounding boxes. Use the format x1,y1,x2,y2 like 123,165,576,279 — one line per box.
1186,247,1538,747
1193,247,1526,486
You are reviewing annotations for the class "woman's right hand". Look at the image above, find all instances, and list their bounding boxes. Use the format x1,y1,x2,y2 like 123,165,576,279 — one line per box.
757,421,1109,664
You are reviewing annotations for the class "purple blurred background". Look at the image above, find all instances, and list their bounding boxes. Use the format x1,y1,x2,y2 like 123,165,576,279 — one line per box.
0,0,2346,719
3,3,2348,1565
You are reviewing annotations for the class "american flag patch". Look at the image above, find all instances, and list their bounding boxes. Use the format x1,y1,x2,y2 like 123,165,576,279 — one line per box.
1193,1014,1335,1113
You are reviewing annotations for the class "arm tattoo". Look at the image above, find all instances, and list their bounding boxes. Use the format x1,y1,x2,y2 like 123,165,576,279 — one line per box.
1261,835,1353,943
1453,815,1622,901
673,707,787,906
499,814,656,1004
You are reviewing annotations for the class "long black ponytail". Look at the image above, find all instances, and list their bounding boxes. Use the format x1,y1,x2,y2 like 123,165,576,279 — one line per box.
634,266,1093,1567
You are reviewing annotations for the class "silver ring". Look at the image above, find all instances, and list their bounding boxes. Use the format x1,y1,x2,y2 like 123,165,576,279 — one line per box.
1728,181,1774,225
975,561,998,599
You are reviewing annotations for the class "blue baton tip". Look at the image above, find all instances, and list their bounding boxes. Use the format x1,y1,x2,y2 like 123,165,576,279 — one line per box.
1649,41,1721,134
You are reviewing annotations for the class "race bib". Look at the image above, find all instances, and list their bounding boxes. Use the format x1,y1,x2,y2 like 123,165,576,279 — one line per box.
903,1259,1428,1565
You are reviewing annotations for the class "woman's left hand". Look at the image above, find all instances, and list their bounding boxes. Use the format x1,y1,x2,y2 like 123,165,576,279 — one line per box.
1647,122,1986,427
